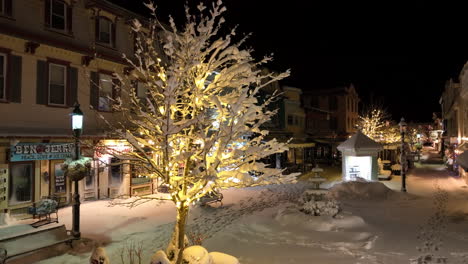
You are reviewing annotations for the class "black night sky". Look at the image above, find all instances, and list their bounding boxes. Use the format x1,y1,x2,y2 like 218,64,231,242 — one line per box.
112,0,468,122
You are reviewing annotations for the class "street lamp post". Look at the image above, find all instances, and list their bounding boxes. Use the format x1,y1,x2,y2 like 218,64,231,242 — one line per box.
71,103,83,239
399,117,407,192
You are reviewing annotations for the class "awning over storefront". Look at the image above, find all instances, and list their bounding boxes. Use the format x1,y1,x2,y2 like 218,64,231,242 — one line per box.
0,127,108,138
287,142,316,148
383,144,398,150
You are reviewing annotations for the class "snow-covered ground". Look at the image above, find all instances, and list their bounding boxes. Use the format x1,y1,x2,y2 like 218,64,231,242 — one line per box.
9,147,468,263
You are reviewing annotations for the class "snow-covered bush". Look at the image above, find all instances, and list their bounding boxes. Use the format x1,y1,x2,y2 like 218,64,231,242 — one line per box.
299,190,340,217
150,246,239,264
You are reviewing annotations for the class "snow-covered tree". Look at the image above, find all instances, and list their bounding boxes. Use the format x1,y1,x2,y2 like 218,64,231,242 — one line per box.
358,108,388,141
101,1,294,263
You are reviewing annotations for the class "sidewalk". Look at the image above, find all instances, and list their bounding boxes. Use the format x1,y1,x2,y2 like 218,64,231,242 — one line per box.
383,146,468,197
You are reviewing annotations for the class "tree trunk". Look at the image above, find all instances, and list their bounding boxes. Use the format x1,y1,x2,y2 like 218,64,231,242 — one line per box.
166,204,189,264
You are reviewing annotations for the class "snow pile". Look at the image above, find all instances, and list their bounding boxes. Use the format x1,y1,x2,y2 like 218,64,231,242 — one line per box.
329,181,395,201
149,246,239,264
299,190,340,216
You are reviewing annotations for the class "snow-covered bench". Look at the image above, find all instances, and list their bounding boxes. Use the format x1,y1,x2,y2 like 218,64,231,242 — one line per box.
377,159,392,181
28,196,59,228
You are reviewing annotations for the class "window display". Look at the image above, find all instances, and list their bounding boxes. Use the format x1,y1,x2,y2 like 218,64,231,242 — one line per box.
345,156,372,181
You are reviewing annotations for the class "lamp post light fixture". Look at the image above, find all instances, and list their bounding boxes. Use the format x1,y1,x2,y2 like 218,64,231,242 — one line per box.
399,117,407,192
71,102,83,239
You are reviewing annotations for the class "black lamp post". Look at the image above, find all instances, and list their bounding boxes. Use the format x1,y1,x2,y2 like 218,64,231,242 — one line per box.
399,117,407,192
71,102,83,239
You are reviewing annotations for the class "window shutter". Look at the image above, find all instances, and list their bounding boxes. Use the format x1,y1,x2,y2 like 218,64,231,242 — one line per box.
36,60,47,105
9,55,22,103
68,67,78,107
95,16,100,41
44,0,51,27
4,0,12,16
90,71,99,110
67,5,73,33
111,22,116,48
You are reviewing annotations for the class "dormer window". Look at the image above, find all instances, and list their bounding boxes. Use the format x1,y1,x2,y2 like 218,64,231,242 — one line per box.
45,0,73,33
96,16,115,47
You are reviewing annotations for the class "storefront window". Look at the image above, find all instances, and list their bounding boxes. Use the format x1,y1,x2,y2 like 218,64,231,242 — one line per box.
9,163,33,205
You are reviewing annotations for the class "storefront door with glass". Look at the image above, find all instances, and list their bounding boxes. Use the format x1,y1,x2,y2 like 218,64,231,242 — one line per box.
9,162,33,206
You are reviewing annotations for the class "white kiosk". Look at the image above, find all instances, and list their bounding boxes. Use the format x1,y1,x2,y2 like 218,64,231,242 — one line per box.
337,131,383,181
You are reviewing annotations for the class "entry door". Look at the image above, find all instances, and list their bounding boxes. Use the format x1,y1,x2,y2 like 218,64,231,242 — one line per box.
8,162,34,206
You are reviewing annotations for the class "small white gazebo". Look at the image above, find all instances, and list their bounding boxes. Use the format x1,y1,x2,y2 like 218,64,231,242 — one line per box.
337,130,383,181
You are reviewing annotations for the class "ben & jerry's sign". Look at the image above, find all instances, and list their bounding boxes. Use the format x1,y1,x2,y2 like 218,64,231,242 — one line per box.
11,143,74,161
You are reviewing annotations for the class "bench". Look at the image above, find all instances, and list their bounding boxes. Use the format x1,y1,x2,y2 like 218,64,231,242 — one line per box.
199,191,223,207
28,195,59,228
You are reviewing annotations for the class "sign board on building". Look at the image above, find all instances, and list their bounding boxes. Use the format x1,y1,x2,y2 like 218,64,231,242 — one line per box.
10,143,74,162
54,163,66,193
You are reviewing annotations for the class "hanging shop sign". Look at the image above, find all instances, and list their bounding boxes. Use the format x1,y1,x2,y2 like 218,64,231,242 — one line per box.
10,143,74,162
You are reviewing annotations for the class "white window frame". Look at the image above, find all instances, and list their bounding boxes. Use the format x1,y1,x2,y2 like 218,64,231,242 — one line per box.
50,0,67,31
98,73,113,112
48,63,67,106
98,17,113,45
0,53,6,101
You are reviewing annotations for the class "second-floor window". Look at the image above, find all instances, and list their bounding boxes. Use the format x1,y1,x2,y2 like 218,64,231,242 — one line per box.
48,63,67,106
98,73,113,111
96,16,115,47
0,53,5,101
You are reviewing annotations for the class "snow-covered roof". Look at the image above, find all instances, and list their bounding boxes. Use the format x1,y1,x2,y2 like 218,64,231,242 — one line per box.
337,130,382,156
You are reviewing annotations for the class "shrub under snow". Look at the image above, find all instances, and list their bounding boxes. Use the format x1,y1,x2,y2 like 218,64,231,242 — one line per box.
149,246,239,264
299,190,340,217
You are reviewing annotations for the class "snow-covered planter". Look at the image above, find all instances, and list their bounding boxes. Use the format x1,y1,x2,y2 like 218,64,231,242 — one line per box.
62,157,92,181
391,164,401,175
299,190,340,217
149,246,240,264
